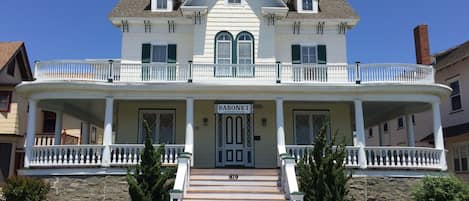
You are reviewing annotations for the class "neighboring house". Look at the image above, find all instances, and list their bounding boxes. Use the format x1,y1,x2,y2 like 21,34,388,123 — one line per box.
16,1,451,200
0,42,33,182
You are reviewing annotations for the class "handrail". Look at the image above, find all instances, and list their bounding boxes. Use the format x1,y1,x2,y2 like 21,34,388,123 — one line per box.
170,152,192,201
34,61,435,85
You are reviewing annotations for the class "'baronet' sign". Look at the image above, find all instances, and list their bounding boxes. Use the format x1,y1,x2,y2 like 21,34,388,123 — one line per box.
216,104,253,114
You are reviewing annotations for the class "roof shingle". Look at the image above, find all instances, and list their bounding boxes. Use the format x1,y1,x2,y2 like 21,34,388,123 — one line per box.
0,42,23,71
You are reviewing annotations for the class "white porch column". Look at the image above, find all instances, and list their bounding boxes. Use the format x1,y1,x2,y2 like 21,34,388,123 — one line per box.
24,99,37,168
102,97,114,167
406,114,416,147
81,121,90,144
432,102,447,170
185,98,194,155
354,100,367,169
378,123,385,146
276,98,287,154
54,111,63,145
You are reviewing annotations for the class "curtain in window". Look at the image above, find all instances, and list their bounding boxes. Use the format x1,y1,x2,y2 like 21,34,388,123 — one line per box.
216,33,233,76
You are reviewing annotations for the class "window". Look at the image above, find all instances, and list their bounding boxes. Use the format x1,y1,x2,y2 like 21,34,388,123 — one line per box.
368,128,373,137
237,32,254,76
228,0,241,4
139,110,175,144
215,32,233,76
7,58,15,76
42,111,56,133
302,0,313,10
397,117,404,129
0,91,12,112
412,115,416,125
294,111,330,145
301,46,317,64
156,0,167,9
449,81,462,111
454,144,469,172
152,45,168,63
383,122,389,132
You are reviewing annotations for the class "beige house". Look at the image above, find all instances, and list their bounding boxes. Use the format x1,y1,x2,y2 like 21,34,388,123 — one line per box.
0,42,33,182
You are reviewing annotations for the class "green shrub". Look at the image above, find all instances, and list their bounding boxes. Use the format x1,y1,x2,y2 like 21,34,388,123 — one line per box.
2,176,50,201
298,124,351,201
412,176,469,201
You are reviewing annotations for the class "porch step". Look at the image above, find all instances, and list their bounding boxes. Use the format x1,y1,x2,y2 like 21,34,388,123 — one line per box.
185,169,287,200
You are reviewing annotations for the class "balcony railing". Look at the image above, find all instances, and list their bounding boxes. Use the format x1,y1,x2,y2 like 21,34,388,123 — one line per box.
34,61,435,85
29,144,185,167
286,145,443,170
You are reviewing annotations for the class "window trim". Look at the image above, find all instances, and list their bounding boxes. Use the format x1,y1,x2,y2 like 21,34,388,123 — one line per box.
150,44,168,64
0,91,13,113
138,109,176,144
151,0,173,11
293,110,330,145
297,0,318,13
225,0,244,6
236,32,254,65
449,80,463,112
300,45,318,64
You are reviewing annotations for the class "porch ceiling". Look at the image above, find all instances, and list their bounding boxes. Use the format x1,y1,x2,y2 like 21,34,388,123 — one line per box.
38,99,105,126
363,101,431,127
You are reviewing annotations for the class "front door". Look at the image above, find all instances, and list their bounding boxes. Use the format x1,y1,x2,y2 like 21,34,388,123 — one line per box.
216,114,254,167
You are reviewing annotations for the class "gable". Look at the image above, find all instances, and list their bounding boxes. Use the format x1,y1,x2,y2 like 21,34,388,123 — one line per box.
0,42,33,84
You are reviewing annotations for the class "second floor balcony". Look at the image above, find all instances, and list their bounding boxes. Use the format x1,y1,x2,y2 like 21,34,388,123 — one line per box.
33,60,435,85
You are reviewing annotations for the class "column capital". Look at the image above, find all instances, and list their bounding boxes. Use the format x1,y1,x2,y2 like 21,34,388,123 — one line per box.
105,96,114,100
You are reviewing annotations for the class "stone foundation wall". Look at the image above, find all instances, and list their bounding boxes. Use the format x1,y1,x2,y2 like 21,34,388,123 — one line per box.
348,177,421,201
35,175,420,201
38,176,130,201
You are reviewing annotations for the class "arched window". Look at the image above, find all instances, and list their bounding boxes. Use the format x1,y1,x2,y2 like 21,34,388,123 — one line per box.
237,32,253,64
215,32,233,65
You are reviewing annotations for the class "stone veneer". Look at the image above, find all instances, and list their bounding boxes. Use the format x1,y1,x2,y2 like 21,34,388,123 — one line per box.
347,177,421,201
36,176,421,201
39,176,130,201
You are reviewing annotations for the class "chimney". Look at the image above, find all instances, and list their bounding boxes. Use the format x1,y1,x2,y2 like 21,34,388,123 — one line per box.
413,25,431,65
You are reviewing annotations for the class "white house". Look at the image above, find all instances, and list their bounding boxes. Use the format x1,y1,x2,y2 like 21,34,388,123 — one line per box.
17,0,451,200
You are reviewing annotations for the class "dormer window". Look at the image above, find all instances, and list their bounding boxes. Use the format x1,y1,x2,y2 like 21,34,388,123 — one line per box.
152,0,173,11
228,0,241,3
156,0,167,9
298,0,318,13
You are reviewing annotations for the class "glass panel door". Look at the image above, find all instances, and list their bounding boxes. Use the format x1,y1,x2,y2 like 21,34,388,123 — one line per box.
139,110,175,144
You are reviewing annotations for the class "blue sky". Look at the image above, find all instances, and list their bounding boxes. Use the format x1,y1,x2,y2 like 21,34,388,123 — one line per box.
0,0,468,65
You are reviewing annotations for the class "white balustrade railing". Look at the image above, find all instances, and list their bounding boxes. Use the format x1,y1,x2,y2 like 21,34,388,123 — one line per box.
35,135,55,146
286,145,360,167
286,145,442,170
29,145,104,167
110,144,184,166
34,61,435,85
364,147,442,169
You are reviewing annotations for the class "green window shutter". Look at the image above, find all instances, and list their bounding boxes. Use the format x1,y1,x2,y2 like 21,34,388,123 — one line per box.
291,44,301,64
317,45,327,64
167,44,177,63
142,43,151,63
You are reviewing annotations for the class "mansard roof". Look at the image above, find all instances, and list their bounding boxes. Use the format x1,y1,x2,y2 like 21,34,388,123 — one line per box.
109,0,359,20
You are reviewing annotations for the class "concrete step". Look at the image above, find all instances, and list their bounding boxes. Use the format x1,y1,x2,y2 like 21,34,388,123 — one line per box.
191,168,280,176
190,175,279,181
187,186,282,193
184,193,287,200
190,180,279,187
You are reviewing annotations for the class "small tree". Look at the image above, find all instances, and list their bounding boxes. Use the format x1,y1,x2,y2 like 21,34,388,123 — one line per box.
127,120,176,201
412,176,469,201
298,125,350,201
2,176,50,201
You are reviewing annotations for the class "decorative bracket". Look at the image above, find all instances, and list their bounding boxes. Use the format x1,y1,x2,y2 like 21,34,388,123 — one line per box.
144,20,151,33
338,22,348,35
293,21,301,35
121,20,129,32
267,14,276,26
194,12,202,24
168,20,175,33
317,21,325,35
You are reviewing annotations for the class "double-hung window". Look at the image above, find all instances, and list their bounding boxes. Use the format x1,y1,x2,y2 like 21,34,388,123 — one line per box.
302,0,313,11
156,0,167,9
449,80,462,111
0,91,12,112
292,44,327,81
237,33,254,76
228,0,241,4
141,43,177,81
294,111,330,145
139,110,175,144
215,33,233,76
453,143,469,172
